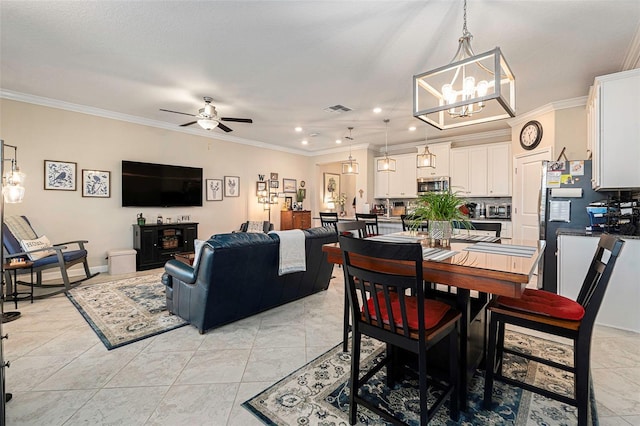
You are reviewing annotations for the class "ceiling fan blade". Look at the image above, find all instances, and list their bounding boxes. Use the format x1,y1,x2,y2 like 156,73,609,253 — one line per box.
217,122,233,132
180,121,198,127
160,108,196,117
220,117,253,123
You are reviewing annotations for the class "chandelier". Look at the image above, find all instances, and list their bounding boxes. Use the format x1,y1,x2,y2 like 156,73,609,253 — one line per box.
376,119,396,172
416,132,436,169
413,0,515,130
341,127,359,175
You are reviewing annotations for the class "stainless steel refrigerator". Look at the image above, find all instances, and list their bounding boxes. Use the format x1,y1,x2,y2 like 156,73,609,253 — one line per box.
538,160,612,293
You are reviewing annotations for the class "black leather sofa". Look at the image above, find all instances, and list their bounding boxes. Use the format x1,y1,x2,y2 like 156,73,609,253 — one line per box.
162,226,337,333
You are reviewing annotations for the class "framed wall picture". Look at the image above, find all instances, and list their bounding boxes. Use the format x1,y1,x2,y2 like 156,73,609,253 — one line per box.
270,172,278,181
82,169,110,198
224,176,240,197
206,179,223,201
269,179,279,189
256,181,267,195
285,196,293,210
44,160,77,191
283,178,297,193
323,172,340,202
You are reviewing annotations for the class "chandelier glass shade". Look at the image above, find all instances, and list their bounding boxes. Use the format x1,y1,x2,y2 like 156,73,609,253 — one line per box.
341,127,359,175
197,118,219,130
376,119,396,172
412,0,515,130
2,144,26,204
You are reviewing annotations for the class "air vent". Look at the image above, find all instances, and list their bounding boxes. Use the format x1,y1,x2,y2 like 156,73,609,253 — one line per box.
324,104,352,113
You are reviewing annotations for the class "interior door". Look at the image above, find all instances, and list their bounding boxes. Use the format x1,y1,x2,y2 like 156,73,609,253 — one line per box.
512,148,552,241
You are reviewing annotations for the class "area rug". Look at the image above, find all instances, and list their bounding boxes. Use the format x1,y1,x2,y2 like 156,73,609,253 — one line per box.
67,273,187,350
243,331,597,425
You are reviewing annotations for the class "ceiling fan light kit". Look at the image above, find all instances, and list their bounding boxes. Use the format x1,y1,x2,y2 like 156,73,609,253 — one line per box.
197,118,219,131
161,96,253,133
412,0,515,130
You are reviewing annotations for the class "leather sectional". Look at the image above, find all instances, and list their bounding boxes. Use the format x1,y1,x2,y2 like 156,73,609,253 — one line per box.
162,226,337,333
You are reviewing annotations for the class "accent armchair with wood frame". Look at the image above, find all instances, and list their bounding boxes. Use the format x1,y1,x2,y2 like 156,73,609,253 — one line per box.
2,216,98,296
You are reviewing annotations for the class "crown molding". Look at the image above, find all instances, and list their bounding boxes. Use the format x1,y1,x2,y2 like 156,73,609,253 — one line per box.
622,23,640,70
0,89,316,157
383,129,512,154
507,96,588,128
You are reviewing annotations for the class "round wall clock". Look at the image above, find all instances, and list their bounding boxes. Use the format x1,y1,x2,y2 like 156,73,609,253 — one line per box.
519,120,543,150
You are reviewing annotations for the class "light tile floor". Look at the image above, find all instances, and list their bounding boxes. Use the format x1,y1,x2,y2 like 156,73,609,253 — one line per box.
3,269,639,425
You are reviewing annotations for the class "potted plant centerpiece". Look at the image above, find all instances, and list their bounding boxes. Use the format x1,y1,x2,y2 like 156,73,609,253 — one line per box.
412,191,471,246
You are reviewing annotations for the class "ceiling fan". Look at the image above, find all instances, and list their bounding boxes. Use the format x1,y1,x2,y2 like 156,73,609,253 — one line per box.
160,96,253,132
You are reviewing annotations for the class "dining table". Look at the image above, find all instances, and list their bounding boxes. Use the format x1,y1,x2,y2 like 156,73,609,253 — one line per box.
322,231,546,406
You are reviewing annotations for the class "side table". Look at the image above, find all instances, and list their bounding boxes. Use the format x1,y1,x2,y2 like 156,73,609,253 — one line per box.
174,252,195,266
3,260,34,309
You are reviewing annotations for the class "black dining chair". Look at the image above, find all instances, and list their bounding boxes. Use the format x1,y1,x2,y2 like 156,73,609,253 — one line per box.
339,235,461,425
401,214,428,232
319,212,339,233
483,234,625,426
452,220,502,238
335,220,367,352
355,213,380,236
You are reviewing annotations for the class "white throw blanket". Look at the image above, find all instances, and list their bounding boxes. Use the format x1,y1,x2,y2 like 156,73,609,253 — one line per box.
269,230,306,275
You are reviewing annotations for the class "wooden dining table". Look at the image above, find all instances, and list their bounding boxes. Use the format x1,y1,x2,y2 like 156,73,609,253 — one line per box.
322,232,545,406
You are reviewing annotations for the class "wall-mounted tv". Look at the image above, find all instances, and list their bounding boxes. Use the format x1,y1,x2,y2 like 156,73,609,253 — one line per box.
122,160,203,207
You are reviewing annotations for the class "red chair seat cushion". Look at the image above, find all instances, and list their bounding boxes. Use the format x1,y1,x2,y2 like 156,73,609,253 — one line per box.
365,292,451,330
497,289,585,321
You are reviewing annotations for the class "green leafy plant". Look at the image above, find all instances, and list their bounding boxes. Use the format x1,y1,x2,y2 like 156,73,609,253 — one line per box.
411,191,471,230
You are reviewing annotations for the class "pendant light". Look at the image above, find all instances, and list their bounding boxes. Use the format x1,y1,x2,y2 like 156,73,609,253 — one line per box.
341,127,359,175
376,119,396,172
416,128,436,169
413,0,515,130
2,143,26,204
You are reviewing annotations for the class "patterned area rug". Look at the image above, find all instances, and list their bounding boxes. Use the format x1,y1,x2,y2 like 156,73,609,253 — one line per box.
243,331,597,425
67,273,187,350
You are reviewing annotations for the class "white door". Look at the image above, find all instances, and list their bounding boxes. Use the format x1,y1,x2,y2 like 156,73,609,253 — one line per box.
512,148,552,241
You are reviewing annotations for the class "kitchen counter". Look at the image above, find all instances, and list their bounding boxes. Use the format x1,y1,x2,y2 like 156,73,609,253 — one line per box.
314,215,511,223
556,227,640,240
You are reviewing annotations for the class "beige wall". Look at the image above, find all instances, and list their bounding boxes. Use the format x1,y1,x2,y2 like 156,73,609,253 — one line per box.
0,99,315,270
510,105,587,161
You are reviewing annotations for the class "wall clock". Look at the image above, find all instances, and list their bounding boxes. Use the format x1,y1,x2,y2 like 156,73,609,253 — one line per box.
519,120,543,150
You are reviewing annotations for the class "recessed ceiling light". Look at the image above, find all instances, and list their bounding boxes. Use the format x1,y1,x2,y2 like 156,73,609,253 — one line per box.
409,126,416,131
373,107,382,114
301,140,308,145
336,139,342,144
295,127,302,132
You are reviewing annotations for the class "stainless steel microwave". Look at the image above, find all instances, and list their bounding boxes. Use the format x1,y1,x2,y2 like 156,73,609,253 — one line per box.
417,177,450,194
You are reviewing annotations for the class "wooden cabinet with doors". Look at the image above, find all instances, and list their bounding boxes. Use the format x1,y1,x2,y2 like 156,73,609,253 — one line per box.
450,142,511,196
133,222,198,271
450,146,488,196
280,210,311,230
588,68,640,190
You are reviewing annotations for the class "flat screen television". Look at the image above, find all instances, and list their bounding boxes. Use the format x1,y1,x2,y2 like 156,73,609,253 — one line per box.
122,160,203,207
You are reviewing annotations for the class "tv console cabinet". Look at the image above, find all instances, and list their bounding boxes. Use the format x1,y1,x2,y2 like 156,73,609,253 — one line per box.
133,222,198,271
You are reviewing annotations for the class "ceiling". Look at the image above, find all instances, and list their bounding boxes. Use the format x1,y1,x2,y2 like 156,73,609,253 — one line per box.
1,1,639,155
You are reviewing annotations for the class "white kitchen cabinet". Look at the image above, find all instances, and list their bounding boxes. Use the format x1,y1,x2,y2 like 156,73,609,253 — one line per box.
557,234,639,332
450,146,487,196
416,142,451,179
451,143,511,197
588,68,640,190
374,153,417,198
487,143,512,196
